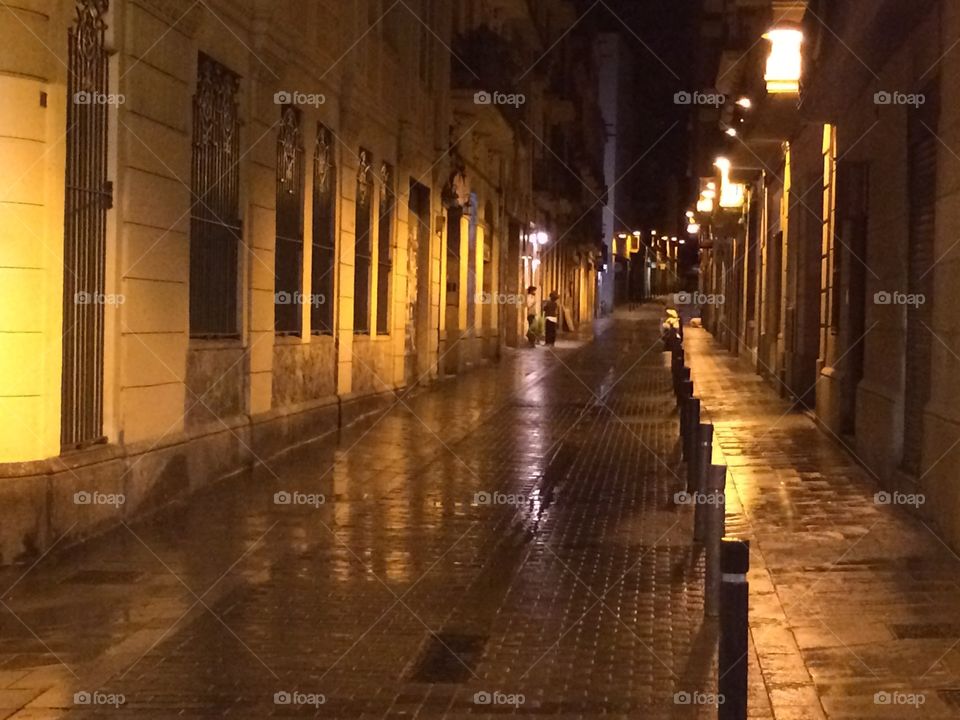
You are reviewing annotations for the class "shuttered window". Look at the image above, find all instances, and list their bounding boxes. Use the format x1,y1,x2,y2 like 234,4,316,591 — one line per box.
189,54,241,338
275,105,305,335
903,84,939,475
354,149,373,334
376,162,394,334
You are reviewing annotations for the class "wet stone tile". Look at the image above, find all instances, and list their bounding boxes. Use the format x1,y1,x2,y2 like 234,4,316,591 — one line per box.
0,311,717,718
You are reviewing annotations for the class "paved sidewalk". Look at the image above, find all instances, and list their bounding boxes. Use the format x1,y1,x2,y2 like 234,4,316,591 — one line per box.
0,309,717,719
685,326,960,720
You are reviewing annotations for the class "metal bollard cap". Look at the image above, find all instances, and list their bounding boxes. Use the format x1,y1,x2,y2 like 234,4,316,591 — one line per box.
720,537,750,574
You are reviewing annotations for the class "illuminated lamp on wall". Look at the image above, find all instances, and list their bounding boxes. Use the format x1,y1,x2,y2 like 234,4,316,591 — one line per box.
763,26,803,94
715,157,746,209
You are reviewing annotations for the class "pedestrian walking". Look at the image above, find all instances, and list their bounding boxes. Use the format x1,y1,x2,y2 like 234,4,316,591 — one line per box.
525,286,538,347
544,291,560,346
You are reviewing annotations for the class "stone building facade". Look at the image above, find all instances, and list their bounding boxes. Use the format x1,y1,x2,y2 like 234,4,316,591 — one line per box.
0,0,604,563
695,0,960,547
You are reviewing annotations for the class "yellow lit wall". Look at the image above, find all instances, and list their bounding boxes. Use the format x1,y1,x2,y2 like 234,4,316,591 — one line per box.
0,13,68,462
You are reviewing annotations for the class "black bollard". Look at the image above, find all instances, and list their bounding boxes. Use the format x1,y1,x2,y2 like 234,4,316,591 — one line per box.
683,398,701,462
679,394,689,440
719,538,749,720
671,358,680,394
671,350,685,393
691,423,713,538
677,372,692,406
705,464,727,617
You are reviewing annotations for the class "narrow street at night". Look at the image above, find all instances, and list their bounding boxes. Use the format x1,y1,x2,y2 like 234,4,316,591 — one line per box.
6,0,960,718
1,310,960,717
1,310,714,718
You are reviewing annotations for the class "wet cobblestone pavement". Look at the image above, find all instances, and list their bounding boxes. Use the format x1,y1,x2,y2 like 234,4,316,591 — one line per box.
0,309,717,719
685,326,960,720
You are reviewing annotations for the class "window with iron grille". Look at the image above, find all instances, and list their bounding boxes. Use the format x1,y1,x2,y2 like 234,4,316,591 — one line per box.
354,149,374,334
275,105,305,335
189,53,242,338
312,123,336,335
376,162,394,334
62,0,112,450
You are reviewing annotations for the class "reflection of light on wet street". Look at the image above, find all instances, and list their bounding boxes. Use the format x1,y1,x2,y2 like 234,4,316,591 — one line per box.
0,311,717,718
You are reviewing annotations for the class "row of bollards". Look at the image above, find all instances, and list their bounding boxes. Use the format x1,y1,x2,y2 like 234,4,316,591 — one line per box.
669,342,749,720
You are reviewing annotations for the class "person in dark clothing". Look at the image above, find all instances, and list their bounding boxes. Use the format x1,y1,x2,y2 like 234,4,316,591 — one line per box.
543,291,559,346
525,286,538,347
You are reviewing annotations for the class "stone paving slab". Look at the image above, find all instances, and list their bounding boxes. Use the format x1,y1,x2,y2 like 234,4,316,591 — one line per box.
0,310,717,719
685,325,960,720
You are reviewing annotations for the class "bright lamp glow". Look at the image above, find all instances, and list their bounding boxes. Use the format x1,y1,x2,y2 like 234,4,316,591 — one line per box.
687,222,700,234
763,28,803,94
715,157,746,209
725,127,738,137
685,211,694,219
736,97,752,109
697,196,714,213
720,183,746,208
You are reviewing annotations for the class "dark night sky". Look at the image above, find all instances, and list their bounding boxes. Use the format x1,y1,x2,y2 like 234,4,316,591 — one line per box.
583,0,703,233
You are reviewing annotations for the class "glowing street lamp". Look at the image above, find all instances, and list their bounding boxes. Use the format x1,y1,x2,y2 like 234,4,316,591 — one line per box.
736,97,752,109
715,157,746,209
763,27,803,94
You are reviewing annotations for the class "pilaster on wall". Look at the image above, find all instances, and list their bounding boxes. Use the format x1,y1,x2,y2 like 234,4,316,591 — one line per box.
247,64,280,416
336,148,357,397
392,181,410,386
458,212,470,334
